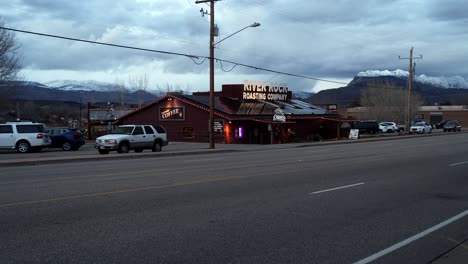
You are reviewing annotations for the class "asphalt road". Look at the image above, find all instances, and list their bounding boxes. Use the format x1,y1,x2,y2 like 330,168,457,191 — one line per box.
1,133,467,263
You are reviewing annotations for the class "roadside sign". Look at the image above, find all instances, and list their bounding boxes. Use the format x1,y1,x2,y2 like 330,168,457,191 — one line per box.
349,129,359,140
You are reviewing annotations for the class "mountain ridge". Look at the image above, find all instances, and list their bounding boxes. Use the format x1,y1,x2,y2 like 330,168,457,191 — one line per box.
0,81,161,105
309,73,468,107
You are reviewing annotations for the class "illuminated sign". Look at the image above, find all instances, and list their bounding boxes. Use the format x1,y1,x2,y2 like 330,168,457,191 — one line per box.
214,120,224,134
273,108,286,122
243,81,289,101
208,119,225,134
160,106,185,120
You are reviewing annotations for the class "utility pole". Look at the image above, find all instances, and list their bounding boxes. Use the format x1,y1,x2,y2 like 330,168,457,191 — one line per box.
399,47,422,134
196,0,218,149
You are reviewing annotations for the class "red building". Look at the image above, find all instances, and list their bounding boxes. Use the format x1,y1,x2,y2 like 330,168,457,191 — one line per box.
114,83,351,144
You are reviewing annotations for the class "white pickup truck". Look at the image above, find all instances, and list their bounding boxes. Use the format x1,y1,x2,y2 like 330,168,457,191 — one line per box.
95,124,168,154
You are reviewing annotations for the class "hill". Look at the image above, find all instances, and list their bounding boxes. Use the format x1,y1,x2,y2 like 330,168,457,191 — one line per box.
0,81,161,105
308,71,468,107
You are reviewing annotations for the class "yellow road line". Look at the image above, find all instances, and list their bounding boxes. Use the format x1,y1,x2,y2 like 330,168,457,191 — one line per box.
0,175,247,208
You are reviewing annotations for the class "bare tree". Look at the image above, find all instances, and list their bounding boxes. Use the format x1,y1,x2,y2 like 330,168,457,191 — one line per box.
128,74,149,106
0,20,22,114
0,20,22,82
156,83,189,95
360,85,423,123
113,78,128,106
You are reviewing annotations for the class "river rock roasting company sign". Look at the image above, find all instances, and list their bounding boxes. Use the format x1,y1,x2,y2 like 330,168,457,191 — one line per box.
243,81,289,101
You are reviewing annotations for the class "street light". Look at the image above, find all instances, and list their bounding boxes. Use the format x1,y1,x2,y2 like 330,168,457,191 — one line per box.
213,22,261,46
208,22,261,149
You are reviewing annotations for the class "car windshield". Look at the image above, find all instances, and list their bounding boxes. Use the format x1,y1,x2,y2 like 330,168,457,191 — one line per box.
111,127,133,135
445,121,456,125
413,122,425,126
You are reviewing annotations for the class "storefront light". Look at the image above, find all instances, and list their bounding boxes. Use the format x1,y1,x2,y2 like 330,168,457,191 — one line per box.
239,127,243,138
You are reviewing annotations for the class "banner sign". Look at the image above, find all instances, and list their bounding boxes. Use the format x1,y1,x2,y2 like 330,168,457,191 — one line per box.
160,106,185,120
349,129,359,140
243,81,289,101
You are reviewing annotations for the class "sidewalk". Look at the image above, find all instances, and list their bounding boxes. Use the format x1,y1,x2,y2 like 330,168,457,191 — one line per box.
1,130,466,167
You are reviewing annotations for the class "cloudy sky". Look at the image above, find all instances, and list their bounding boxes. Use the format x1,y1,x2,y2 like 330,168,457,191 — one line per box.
1,0,467,93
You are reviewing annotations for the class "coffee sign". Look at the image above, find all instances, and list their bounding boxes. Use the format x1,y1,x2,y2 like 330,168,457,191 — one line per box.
160,106,184,120
243,81,289,101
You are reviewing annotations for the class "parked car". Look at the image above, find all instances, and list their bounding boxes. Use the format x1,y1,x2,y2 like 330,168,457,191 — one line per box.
351,121,380,134
95,124,168,154
0,121,51,153
443,120,462,132
409,121,432,134
48,127,86,151
379,122,400,133
434,120,448,129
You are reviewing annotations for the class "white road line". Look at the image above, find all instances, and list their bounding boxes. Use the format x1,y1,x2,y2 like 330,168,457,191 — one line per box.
310,182,365,195
183,158,223,163
353,209,468,264
449,161,468,167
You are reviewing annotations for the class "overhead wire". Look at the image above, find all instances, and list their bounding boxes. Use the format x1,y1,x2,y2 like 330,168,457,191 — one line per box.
218,59,237,72
1,26,441,90
1,27,203,61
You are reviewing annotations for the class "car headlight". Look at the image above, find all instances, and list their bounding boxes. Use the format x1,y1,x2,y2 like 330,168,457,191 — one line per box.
109,139,117,144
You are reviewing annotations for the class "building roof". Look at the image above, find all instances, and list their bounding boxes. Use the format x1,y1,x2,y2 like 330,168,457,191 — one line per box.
115,93,339,124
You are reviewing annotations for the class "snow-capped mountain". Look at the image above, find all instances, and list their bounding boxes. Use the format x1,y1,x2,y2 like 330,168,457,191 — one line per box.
293,91,315,99
45,80,118,92
357,69,468,89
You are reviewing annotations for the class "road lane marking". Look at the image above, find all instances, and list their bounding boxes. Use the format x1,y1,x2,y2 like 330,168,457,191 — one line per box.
353,209,468,264
449,161,468,167
183,158,223,163
310,182,365,195
0,175,248,208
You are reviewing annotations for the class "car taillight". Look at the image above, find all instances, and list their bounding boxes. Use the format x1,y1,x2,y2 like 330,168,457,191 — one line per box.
37,133,43,139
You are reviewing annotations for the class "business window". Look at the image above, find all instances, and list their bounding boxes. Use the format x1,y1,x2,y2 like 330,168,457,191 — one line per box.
183,127,194,138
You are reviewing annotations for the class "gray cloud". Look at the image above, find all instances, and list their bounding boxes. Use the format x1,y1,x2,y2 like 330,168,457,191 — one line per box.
1,0,467,92
427,0,468,21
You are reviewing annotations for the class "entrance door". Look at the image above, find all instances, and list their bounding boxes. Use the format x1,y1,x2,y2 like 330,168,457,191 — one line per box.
430,115,443,125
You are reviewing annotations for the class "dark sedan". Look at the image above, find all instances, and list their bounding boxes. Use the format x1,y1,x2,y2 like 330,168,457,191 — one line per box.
443,120,462,132
49,128,86,150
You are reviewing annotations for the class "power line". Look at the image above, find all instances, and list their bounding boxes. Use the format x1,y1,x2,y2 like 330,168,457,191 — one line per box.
0,26,201,60
2,26,442,91
0,26,350,86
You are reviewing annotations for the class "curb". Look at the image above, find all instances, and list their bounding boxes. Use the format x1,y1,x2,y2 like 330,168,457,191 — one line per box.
0,149,238,168
1,130,466,167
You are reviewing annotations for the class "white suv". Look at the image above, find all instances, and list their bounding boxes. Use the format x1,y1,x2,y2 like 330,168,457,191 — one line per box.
379,122,399,133
0,122,51,153
95,124,168,154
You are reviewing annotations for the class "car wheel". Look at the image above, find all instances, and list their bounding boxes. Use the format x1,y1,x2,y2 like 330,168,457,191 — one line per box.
16,140,31,153
398,128,404,133
134,148,143,153
117,142,130,153
98,149,109,154
62,141,72,151
152,142,162,152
